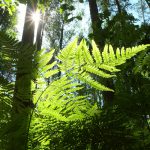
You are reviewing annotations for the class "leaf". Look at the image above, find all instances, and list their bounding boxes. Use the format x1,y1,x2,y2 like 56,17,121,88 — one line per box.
92,40,102,65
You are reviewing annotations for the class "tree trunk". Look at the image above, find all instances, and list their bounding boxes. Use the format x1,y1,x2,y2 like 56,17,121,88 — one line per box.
22,1,37,44
88,0,114,106
88,0,104,49
9,1,37,150
59,19,64,50
140,0,146,23
115,0,122,13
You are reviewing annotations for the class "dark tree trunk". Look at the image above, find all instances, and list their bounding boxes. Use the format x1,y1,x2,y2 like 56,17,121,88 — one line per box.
10,1,37,150
115,0,122,13
59,19,64,50
88,0,104,49
88,0,114,106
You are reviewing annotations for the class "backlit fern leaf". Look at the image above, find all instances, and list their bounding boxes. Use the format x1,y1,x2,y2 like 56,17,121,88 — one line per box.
77,72,113,91
82,40,94,65
75,40,85,67
92,40,102,65
84,65,115,78
102,44,110,63
0,31,149,149
57,39,77,72
28,39,149,149
57,40,149,92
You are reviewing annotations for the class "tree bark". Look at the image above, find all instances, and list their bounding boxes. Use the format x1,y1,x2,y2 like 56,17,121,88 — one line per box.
22,1,37,44
10,1,37,150
88,0,104,49
59,18,64,50
88,0,114,106
115,0,122,13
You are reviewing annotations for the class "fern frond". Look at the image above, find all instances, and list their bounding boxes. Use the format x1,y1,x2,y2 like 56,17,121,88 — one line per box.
57,39,149,92
105,44,150,67
82,40,94,65
57,39,77,72
77,72,113,91
92,40,102,65
44,69,59,78
28,39,149,149
84,65,115,78
36,49,55,68
102,44,110,63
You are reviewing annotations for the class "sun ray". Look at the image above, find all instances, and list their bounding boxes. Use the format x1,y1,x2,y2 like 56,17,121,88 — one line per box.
31,11,40,26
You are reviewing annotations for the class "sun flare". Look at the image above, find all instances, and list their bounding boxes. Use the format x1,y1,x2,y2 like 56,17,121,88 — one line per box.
31,11,40,25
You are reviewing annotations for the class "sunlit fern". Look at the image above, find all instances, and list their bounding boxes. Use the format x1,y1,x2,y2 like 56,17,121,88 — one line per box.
32,38,149,122
0,31,149,149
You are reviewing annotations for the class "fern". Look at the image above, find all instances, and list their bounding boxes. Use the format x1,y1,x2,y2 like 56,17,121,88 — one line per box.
27,39,149,148
57,39,149,91
134,51,150,78
32,39,149,125
0,31,149,149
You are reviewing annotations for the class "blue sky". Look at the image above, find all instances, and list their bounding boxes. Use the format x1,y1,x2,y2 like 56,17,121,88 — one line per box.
16,0,150,42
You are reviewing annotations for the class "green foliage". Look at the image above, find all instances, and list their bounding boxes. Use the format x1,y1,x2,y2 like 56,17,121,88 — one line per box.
0,0,16,15
0,30,149,149
104,11,140,47
134,51,150,78
29,38,149,149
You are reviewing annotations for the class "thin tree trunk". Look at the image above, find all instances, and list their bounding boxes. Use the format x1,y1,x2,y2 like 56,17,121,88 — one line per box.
10,1,37,150
115,0,122,13
59,19,64,50
140,0,146,23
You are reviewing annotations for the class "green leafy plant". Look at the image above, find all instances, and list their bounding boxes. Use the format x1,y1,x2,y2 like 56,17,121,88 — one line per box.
29,38,149,149
0,31,149,149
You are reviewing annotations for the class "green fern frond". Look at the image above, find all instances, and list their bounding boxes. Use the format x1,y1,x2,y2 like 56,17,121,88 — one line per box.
105,44,150,67
84,65,115,78
36,49,55,68
92,40,102,65
44,69,59,78
77,72,113,91
82,40,94,65
57,39,149,93
28,39,149,149
57,39,77,72
102,44,110,63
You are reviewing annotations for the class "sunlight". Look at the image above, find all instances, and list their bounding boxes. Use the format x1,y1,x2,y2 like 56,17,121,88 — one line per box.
31,11,41,42
31,11,40,26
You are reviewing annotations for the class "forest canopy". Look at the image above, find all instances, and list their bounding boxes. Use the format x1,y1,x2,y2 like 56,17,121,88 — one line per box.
0,0,150,150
